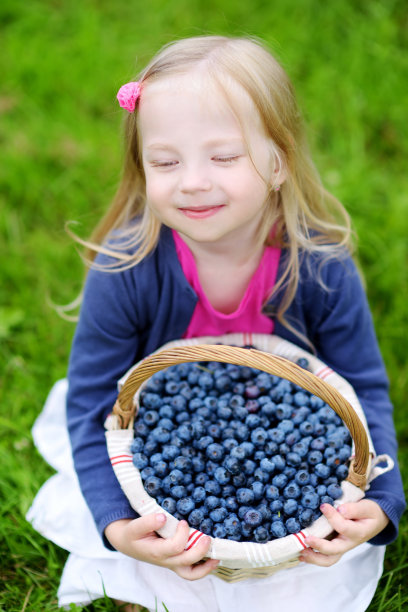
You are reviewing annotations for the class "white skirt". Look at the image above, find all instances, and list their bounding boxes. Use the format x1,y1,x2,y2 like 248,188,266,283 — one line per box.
27,380,385,612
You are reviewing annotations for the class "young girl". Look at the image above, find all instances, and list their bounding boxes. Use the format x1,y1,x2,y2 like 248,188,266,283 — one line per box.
28,35,405,611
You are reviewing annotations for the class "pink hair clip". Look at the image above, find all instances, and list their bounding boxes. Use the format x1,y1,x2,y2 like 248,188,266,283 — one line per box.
117,81,141,112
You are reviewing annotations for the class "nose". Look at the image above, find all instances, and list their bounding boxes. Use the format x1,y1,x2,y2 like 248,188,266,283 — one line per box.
179,162,212,193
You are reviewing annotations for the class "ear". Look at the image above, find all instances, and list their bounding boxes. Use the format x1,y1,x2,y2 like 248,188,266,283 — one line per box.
270,153,287,190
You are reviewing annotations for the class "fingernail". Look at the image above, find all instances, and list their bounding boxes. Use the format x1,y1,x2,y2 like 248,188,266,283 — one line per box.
320,503,327,511
156,513,166,523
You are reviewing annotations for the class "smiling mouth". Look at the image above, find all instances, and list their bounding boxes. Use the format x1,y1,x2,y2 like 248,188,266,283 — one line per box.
179,204,225,219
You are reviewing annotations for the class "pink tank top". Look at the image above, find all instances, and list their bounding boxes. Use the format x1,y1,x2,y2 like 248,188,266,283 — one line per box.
172,230,281,338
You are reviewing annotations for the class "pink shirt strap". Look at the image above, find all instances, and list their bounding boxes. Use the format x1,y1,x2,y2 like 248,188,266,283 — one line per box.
172,230,281,338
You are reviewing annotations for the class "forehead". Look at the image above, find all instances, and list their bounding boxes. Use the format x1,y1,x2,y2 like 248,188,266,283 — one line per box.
138,72,265,144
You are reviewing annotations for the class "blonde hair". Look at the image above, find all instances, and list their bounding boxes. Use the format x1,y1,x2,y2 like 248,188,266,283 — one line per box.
72,35,353,337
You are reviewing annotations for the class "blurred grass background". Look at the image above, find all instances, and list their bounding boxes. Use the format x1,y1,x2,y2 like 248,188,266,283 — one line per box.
0,0,407,610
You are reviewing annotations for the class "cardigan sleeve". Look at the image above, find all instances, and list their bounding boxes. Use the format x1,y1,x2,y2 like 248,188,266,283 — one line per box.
301,254,406,545
66,258,144,542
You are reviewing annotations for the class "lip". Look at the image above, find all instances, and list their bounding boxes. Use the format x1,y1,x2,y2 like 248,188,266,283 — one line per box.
179,204,225,219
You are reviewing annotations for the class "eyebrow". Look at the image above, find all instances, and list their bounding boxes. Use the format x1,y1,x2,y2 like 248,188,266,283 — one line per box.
145,137,245,152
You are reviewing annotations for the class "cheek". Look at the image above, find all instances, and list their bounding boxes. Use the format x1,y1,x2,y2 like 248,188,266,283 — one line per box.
144,174,170,207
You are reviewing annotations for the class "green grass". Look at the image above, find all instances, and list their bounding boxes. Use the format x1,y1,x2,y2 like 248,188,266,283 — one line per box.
1,0,407,610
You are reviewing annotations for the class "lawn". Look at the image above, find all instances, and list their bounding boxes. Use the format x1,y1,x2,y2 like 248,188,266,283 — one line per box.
0,0,407,610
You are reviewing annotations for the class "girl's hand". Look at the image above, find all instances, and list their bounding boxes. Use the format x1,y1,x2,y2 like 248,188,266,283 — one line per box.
299,500,389,567
105,514,219,580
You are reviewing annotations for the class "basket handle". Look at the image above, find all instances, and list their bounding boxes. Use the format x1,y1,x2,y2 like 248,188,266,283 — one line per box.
113,344,369,490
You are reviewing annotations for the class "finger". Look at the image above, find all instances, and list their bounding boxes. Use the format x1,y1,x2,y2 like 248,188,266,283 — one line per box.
299,548,343,567
148,519,192,558
128,513,167,538
170,532,213,566
304,533,351,556
176,558,220,581
337,500,383,521
317,503,360,539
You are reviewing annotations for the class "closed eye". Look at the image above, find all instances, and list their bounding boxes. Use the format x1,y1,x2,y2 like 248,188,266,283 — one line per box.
149,160,179,168
212,155,241,163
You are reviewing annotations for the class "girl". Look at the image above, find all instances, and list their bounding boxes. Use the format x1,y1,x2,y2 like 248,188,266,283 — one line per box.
28,35,405,611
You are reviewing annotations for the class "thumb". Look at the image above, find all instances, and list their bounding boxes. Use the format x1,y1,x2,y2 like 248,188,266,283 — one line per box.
129,512,167,537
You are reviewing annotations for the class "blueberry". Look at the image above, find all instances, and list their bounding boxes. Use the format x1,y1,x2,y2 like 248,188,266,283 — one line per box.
310,437,326,452
204,480,221,496
301,491,320,510
275,403,292,420
254,525,269,542
199,518,213,534
268,428,285,444
269,499,283,512
285,517,301,534
132,452,149,470
192,486,206,502
225,496,239,512
224,514,241,535
250,481,265,500
208,423,221,439
140,466,155,480
272,473,288,489
188,508,205,527
272,455,286,471
251,427,268,447
191,456,206,473
134,421,149,437
210,507,228,523
153,460,169,478
265,485,280,500
336,464,349,480
277,419,294,434
213,523,227,538
327,483,342,500
130,437,145,453
283,498,298,516
295,357,310,370
307,450,323,466
232,473,247,487
174,455,192,471
171,485,187,499
205,495,221,510
177,423,193,442
214,467,231,485
195,472,209,486
246,414,262,429
299,508,314,527
223,456,241,475
270,521,287,538
321,495,334,505
295,470,310,486
230,446,246,461
243,459,256,475
161,497,177,514
206,443,225,462
286,452,302,467
283,482,301,499
236,488,255,504
195,435,213,450
176,497,195,515
151,426,171,444
168,469,184,485
315,463,331,479
254,468,270,484
243,509,263,527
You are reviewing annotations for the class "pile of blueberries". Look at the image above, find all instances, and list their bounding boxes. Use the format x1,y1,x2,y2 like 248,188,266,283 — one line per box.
131,354,351,543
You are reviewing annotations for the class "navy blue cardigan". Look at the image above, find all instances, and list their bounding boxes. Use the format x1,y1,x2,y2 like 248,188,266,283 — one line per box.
66,226,405,546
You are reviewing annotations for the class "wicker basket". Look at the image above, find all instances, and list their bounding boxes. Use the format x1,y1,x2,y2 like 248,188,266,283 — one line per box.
105,334,378,582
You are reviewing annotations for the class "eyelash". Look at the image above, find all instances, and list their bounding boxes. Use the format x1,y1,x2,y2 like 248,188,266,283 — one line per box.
149,155,241,168
213,155,240,163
